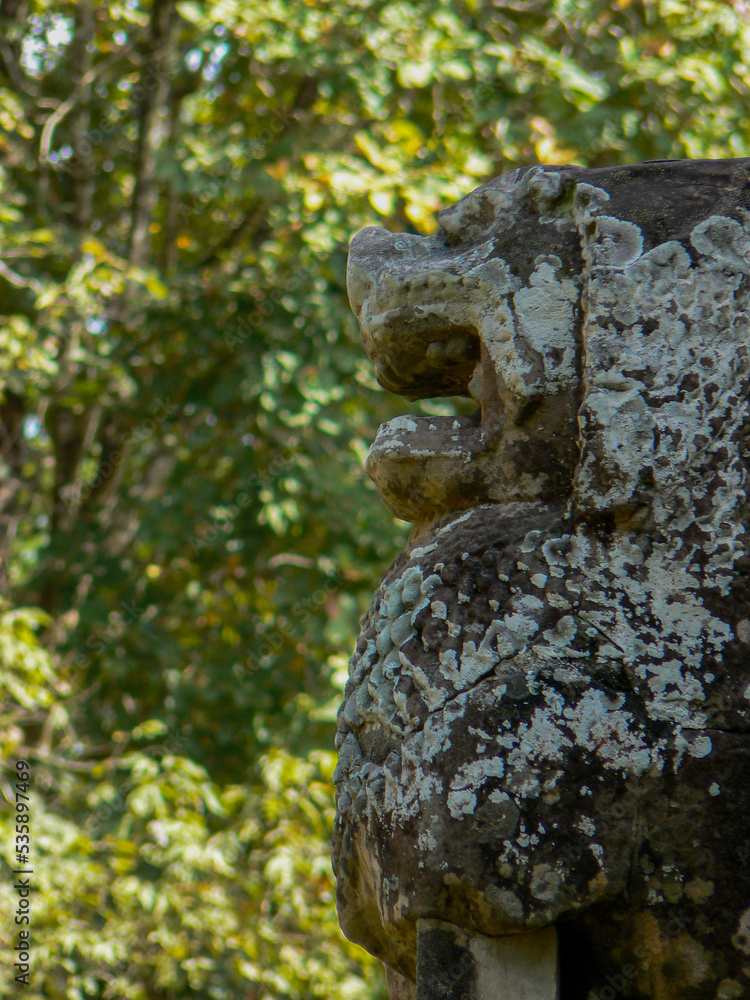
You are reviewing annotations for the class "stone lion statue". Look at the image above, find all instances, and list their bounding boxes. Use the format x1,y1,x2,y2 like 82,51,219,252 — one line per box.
332,159,750,1000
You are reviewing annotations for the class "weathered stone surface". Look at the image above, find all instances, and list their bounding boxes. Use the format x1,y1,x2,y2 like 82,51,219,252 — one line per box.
387,965,417,1000
333,160,750,999
416,921,558,1000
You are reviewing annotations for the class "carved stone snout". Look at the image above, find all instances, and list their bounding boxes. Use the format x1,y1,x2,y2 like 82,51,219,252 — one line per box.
347,215,582,523
347,225,485,400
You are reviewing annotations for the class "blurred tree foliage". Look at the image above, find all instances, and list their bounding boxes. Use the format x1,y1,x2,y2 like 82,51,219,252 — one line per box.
0,0,749,996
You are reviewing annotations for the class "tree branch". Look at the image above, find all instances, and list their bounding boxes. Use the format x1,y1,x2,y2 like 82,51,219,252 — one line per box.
127,0,178,270
70,1,95,231
197,201,272,269
0,0,34,97
0,258,42,293
37,42,133,214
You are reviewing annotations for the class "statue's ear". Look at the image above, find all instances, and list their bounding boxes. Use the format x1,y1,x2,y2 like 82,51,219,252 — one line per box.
571,179,750,519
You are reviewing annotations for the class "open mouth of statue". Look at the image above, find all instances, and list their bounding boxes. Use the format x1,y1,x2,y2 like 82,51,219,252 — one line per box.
361,308,510,523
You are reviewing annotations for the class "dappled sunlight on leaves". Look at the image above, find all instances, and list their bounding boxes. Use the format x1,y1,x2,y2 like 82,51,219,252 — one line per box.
1,0,749,995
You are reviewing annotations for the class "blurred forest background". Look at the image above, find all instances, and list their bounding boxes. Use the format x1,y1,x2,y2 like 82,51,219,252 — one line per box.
0,0,749,996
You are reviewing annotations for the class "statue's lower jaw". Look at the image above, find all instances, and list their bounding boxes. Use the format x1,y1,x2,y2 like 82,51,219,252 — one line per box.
365,413,491,521
365,413,548,522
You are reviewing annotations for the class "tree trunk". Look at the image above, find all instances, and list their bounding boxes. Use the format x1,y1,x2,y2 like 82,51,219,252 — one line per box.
127,0,177,270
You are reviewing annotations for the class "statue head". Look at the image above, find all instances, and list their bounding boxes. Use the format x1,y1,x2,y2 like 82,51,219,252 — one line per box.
347,159,750,530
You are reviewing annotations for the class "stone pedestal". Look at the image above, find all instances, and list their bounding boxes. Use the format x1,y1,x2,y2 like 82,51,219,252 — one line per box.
416,922,558,1000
